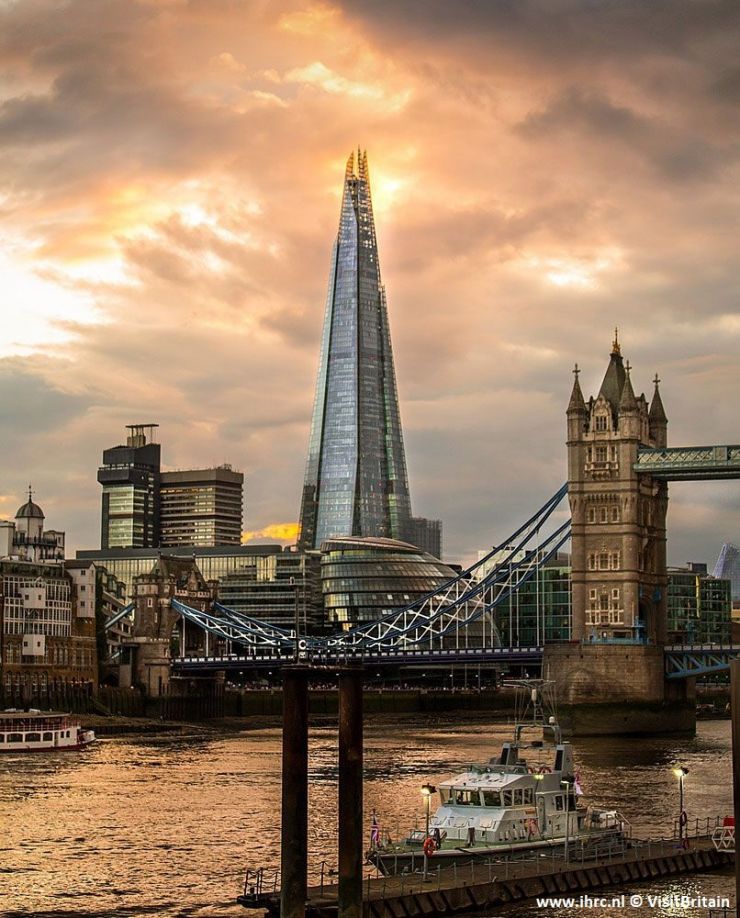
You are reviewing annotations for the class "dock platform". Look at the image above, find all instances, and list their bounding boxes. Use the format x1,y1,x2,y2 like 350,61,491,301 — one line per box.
239,834,733,917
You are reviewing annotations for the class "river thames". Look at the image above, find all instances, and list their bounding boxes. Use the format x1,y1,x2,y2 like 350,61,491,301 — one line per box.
0,714,733,917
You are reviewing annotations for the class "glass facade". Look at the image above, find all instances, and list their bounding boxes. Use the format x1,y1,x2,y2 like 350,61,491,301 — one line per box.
667,569,732,644
495,565,572,647
320,536,454,627
299,150,412,550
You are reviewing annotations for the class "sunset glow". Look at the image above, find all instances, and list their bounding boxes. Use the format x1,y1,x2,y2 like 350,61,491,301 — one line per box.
0,0,738,564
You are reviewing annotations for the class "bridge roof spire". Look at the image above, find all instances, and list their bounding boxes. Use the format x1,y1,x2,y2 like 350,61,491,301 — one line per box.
567,363,587,414
598,332,626,410
649,372,667,425
619,360,637,412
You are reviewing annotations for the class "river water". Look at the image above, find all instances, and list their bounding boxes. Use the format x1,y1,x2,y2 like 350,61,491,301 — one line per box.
0,715,733,917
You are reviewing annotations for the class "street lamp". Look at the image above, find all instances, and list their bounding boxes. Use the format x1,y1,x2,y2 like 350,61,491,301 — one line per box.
421,783,436,880
561,779,570,863
673,766,689,848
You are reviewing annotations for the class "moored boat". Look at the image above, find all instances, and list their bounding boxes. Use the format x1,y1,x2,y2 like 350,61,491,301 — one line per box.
0,709,95,752
368,681,629,875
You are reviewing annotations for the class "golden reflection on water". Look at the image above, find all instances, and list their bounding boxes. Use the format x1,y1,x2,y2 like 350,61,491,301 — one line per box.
0,717,733,917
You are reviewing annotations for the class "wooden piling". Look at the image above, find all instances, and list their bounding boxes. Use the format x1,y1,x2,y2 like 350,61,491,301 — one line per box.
338,666,363,918
280,666,310,918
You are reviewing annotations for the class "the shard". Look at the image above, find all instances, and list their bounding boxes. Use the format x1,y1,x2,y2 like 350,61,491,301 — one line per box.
298,150,413,550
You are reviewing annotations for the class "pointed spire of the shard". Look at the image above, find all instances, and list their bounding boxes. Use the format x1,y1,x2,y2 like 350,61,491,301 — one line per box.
298,150,412,550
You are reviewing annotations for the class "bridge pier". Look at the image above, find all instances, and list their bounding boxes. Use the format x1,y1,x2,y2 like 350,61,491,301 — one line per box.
543,644,694,735
281,666,310,918
338,666,363,918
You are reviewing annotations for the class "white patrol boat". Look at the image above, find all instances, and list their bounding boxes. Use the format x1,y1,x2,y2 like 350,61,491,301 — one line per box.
369,681,627,875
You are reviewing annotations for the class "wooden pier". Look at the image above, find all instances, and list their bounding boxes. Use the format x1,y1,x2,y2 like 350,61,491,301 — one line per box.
239,834,733,917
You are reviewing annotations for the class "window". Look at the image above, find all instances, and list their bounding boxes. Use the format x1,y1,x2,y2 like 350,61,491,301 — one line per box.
587,507,596,523
611,588,620,600
43,732,53,741
599,553,609,570
610,552,620,570
502,791,513,807
589,589,597,601
595,415,608,431
483,791,501,807
599,594,609,611
595,446,608,462
599,507,608,523
513,790,523,805
524,789,534,805
588,554,597,571
611,506,620,522
26,733,41,742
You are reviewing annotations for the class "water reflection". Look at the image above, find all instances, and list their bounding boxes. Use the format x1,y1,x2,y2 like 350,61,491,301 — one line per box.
0,717,733,917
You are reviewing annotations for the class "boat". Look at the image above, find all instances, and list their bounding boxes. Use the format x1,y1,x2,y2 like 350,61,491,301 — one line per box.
368,681,628,875
0,709,96,752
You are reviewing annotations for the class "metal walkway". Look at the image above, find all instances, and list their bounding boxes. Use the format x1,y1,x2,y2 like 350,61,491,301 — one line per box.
635,444,740,480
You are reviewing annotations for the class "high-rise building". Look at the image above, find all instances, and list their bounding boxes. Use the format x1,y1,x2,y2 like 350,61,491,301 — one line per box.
97,424,161,549
298,149,440,552
160,466,244,548
713,543,740,602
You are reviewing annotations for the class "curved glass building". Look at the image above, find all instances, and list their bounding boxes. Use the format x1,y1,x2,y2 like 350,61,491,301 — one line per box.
321,536,456,627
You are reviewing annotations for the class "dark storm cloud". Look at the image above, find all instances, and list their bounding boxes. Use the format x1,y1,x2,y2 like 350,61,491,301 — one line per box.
337,0,740,61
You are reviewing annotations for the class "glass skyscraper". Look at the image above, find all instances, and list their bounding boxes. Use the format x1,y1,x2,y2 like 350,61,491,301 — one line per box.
298,150,414,550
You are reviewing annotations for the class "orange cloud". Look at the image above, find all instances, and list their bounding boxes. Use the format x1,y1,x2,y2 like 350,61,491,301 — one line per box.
242,523,300,545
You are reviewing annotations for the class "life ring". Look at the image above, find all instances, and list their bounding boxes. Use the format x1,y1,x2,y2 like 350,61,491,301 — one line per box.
679,811,688,827
423,836,436,857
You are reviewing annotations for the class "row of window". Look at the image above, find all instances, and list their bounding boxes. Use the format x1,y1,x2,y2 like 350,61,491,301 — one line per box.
442,787,535,807
588,552,621,571
585,609,625,625
587,506,620,524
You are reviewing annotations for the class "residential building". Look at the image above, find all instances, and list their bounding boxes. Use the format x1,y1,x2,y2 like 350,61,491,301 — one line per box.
667,564,732,645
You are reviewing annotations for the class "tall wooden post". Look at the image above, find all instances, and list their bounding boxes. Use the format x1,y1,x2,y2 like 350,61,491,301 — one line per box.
281,667,309,918
338,666,363,918
731,658,740,911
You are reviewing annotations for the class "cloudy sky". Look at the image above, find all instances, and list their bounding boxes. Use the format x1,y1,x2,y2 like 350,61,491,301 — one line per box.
1,0,738,566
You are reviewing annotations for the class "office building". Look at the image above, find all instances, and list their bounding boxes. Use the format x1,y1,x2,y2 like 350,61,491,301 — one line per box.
98,424,161,549
299,150,441,553
160,466,243,548
713,543,740,602
76,544,283,600
667,563,732,645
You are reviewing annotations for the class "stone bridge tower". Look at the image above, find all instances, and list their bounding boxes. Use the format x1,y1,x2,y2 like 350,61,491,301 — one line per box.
567,332,669,644
122,555,216,698
545,334,690,731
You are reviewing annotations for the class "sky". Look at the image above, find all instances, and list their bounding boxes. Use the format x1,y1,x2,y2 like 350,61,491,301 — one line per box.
0,0,738,566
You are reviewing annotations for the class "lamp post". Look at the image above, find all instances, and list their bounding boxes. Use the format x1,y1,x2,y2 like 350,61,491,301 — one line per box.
672,766,689,848
560,779,570,863
421,783,436,881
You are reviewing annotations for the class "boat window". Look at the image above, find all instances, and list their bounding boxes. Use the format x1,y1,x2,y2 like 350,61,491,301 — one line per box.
440,788,452,804
43,732,53,741
26,733,41,742
502,791,513,806
524,789,534,805
482,791,501,807
8,733,22,743
452,790,479,806
0,735,4,742
555,795,565,811
513,790,523,805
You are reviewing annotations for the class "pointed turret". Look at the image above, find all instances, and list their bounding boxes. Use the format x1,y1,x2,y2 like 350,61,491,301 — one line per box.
567,365,587,414
598,328,626,416
619,362,637,412
649,373,668,447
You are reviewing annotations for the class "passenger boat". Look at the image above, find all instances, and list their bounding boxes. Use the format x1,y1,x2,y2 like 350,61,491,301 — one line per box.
369,681,628,875
0,709,95,752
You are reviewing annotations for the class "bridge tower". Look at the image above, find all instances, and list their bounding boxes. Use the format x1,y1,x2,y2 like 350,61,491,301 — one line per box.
546,334,691,730
567,332,669,644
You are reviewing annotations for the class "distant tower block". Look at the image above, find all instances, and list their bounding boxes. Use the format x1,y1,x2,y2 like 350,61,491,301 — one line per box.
567,332,669,645
298,150,413,550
